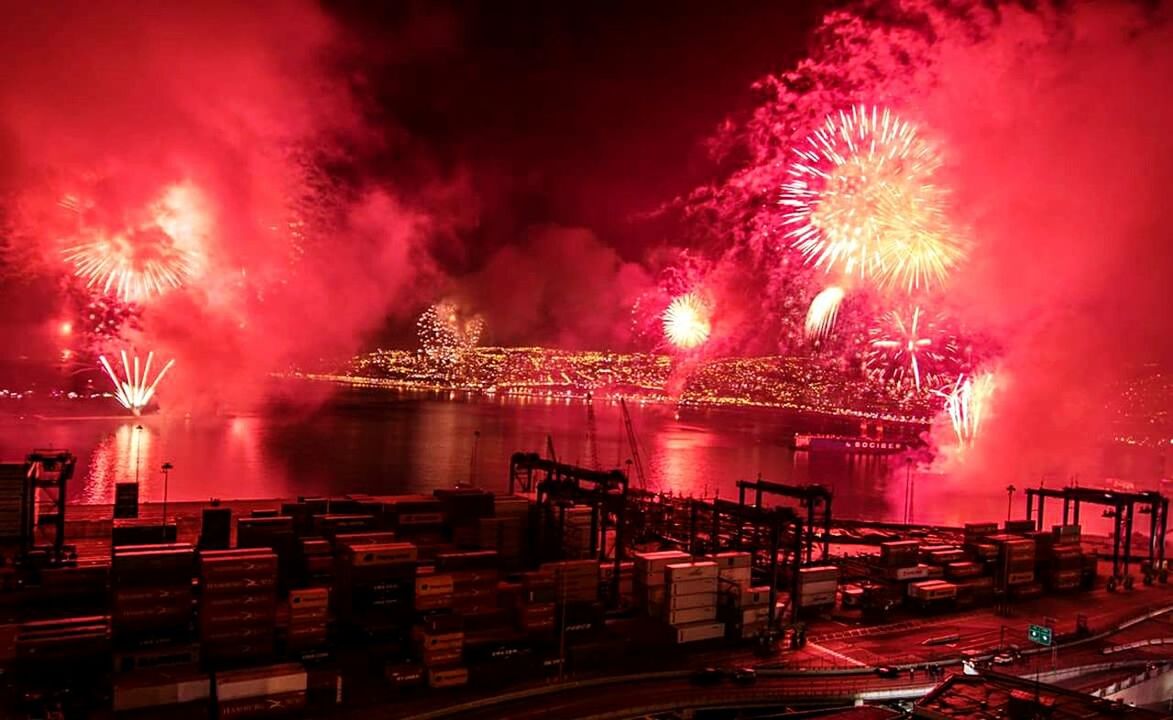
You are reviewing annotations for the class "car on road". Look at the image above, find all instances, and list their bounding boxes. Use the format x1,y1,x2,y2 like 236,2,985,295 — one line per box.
690,667,724,685
874,666,901,678
991,653,1014,666
731,667,757,685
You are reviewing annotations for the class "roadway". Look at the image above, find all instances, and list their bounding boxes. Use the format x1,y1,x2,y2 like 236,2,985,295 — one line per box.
317,578,1173,720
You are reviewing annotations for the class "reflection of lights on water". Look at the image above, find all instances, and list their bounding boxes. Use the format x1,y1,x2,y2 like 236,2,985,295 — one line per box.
83,423,154,504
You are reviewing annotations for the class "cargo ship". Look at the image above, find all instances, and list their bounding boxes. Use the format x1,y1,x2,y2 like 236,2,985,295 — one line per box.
790,433,911,454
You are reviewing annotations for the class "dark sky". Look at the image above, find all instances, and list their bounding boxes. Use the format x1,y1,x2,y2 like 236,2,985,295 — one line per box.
329,1,822,270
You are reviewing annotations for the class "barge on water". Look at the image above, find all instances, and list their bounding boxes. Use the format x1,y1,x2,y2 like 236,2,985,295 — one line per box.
791,433,911,454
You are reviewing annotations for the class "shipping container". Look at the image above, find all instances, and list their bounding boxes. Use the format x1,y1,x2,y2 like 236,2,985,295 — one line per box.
667,577,717,596
668,592,716,610
675,621,725,643
665,561,718,582
214,664,307,702
667,605,717,625
427,666,469,689
113,670,210,712
704,551,751,569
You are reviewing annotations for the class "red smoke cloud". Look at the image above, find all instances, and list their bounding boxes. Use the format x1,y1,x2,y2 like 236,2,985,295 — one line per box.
0,2,438,410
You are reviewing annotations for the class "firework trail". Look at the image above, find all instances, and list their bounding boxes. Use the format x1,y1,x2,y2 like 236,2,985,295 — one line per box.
934,373,994,446
417,302,484,366
98,350,175,415
61,184,206,303
805,285,845,339
781,105,963,291
663,292,711,350
866,306,956,392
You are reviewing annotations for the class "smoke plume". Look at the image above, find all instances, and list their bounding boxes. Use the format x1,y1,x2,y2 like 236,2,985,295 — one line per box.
922,3,1173,482
0,1,437,410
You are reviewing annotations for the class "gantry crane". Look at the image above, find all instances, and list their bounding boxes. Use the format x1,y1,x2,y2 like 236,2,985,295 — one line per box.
619,399,647,490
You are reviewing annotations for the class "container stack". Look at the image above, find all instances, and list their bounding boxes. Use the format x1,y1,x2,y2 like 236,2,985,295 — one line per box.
987,534,1037,596
415,570,454,613
313,514,377,542
113,669,211,720
632,550,689,618
560,505,594,560
1053,524,1081,544
198,548,278,666
334,541,417,639
286,587,329,653
796,565,839,610
488,495,530,567
707,551,752,590
907,579,958,610
379,495,445,544
879,540,921,580
439,550,500,616
954,576,995,608
297,538,334,589
412,621,465,689
213,663,307,718
541,560,599,605
515,571,556,635
236,516,296,590
111,544,195,671
665,561,722,644
1045,544,1083,592
434,488,495,548
720,583,770,640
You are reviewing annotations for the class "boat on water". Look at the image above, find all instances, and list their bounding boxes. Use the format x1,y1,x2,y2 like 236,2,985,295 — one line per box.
791,433,911,454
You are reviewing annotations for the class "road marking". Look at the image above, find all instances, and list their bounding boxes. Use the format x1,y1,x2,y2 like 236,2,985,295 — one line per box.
807,642,868,668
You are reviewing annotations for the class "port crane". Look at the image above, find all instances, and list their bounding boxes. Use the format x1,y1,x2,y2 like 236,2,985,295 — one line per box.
619,399,647,490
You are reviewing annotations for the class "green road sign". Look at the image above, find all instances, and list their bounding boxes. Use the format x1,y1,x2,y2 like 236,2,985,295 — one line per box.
1028,624,1053,646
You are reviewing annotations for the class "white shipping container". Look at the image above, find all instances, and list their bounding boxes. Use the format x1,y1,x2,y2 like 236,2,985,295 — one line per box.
666,561,718,582
747,586,771,606
706,551,751,569
796,591,835,607
799,579,838,595
675,621,725,643
797,565,839,581
890,565,930,581
669,577,718,596
114,676,211,711
669,605,717,625
216,667,307,701
718,566,752,583
669,592,716,610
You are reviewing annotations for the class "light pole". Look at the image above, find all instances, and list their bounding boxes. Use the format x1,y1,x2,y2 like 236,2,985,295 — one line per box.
469,430,481,486
133,425,144,485
904,457,916,524
1006,484,1017,521
161,462,173,527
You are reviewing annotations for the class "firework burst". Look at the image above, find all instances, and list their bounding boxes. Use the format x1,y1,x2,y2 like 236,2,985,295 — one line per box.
781,105,962,291
934,372,994,447
663,293,711,350
98,350,175,415
805,285,845,340
62,184,207,302
866,306,957,392
417,302,484,366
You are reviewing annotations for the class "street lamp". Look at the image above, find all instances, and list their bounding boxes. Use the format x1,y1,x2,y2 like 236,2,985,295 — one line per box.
133,425,144,484
161,462,173,527
904,457,916,524
1006,484,1017,521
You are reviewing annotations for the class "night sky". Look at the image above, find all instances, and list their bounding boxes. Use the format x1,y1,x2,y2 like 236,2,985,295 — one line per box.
328,1,821,269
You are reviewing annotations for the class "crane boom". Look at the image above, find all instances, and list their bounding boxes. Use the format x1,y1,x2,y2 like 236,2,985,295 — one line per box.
619,398,648,490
